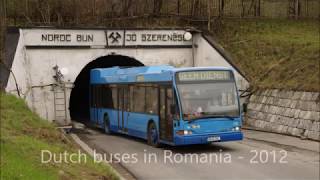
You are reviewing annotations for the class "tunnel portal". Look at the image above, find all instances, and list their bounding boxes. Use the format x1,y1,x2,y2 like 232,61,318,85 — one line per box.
69,55,144,122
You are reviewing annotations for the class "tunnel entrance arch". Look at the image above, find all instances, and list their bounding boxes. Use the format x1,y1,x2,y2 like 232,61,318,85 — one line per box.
69,55,144,122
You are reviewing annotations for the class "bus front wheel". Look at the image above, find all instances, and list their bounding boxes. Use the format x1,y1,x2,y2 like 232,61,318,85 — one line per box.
147,122,160,147
104,115,111,134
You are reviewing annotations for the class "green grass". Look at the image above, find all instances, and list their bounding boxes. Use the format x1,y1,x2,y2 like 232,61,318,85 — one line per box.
0,92,119,180
212,19,320,91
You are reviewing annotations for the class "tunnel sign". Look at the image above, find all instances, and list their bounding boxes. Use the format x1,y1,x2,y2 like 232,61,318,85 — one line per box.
23,29,192,47
122,30,190,46
23,29,106,46
106,30,124,46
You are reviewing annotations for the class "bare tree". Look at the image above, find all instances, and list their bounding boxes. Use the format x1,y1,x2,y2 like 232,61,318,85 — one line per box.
0,0,7,90
177,0,180,15
0,0,7,51
191,0,200,17
241,0,245,18
2,0,316,28
295,0,300,19
122,0,133,16
72,0,79,24
207,0,211,31
219,0,225,17
153,0,162,16
92,0,96,17
37,0,52,24
255,0,261,17
25,0,29,18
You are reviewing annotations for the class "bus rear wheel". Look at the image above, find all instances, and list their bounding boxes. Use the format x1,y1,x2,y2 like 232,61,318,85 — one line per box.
104,115,111,134
147,122,160,147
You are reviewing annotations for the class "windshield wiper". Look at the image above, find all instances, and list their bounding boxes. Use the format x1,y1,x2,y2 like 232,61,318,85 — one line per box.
187,115,236,123
207,115,236,120
187,116,215,123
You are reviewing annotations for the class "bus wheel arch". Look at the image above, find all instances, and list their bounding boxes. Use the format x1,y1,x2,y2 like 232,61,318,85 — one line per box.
103,113,111,134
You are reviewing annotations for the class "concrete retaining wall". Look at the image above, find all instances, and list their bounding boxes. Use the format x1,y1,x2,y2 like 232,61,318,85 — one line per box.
245,89,320,141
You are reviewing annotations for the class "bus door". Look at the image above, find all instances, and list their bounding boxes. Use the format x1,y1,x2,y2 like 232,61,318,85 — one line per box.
118,85,129,132
159,86,173,142
91,85,99,125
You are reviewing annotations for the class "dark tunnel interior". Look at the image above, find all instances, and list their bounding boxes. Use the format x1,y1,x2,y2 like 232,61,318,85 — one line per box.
69,55,144,122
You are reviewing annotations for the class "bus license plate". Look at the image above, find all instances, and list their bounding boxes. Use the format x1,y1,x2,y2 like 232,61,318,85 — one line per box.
207,136,221,142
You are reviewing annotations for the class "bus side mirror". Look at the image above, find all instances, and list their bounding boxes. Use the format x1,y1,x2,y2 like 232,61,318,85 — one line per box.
170,104,176,115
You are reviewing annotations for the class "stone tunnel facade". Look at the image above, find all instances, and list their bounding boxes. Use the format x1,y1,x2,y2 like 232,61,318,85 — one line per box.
4,28,249,125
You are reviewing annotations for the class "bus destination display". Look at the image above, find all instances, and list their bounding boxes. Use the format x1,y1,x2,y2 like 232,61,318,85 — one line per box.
177,71,231,82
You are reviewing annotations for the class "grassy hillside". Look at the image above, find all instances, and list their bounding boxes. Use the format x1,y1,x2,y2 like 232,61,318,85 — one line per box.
211,19,319,92
0,92,118,180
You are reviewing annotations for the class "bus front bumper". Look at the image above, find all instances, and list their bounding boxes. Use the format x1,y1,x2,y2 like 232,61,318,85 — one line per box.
174,131,243,146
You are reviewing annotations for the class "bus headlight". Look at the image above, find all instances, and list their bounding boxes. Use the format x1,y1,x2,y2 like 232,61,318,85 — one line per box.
176,130,192,135
232,127,240,131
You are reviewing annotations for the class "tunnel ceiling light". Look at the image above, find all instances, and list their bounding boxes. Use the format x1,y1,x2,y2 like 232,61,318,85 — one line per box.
184,32,192,41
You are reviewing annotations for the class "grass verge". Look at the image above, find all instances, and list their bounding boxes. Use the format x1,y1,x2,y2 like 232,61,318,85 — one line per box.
0,92,119,180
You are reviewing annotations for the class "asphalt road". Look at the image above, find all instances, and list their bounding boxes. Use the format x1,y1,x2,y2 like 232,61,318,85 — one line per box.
75,126,319,180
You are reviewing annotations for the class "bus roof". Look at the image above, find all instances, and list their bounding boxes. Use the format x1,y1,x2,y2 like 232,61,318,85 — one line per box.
90,65,233,84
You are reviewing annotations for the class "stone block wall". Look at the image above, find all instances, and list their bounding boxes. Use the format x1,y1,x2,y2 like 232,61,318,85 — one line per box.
245,89,320,141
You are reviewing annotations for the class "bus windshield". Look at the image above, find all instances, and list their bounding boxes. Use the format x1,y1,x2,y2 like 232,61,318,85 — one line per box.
176,73,240,120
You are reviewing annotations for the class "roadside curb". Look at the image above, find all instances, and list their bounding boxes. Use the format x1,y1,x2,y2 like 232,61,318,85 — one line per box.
242,125,320,143
242,126,302,139
70,133,126,180
242,128,320,153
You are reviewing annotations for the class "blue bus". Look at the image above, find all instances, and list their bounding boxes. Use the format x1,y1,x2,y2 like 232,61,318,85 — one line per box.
90,66,243,147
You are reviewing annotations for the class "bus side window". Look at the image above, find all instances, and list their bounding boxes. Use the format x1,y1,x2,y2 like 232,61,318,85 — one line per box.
173,89,180,120
160,88,165,119
94,85,99,108
129,86,134,112
123,86,129,111
165,88,180,120
97,85,102,108
166,88,173,121
145,85,158,114
118,87,123,111
111,85,118,109
90,85,94,108
133,85,145,113
102,85,112,108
